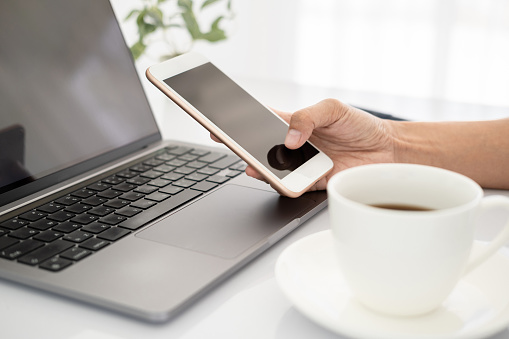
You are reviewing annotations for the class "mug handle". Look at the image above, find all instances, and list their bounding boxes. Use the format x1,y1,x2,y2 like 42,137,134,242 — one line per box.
463,195,509,276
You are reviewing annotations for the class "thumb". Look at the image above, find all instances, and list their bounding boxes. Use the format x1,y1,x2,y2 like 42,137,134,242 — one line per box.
284,99,345,149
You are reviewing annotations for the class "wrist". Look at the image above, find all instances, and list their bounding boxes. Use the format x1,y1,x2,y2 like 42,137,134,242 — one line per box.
389,121,437,166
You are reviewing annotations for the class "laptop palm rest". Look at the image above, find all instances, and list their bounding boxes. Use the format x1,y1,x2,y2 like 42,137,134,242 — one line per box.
137,184,315,259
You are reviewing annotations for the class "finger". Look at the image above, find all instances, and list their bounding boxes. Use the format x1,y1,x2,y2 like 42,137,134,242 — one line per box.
269,107,292,124
285,99,348,149
210,132,222,143
245,166,267,183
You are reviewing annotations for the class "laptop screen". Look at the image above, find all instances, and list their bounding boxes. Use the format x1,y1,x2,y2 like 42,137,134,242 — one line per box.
0,0,160,206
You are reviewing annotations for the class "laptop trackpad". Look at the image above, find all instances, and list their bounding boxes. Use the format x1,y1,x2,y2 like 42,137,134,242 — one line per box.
136,184,315,259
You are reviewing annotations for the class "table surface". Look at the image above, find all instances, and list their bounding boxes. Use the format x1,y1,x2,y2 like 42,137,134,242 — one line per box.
3,79,509,339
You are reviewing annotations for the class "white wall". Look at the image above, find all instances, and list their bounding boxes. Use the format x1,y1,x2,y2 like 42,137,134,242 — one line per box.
112,0,509,111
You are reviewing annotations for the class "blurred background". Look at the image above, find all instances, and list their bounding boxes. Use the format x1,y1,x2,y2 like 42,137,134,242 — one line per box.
111,0,509,126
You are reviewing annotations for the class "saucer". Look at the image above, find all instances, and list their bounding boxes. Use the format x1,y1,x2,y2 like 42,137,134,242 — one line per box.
275,230,509,339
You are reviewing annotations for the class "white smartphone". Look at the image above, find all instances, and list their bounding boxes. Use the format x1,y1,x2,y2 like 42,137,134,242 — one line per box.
146,52,333,198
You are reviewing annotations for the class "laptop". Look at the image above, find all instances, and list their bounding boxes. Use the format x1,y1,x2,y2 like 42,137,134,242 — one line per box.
0,0,327,322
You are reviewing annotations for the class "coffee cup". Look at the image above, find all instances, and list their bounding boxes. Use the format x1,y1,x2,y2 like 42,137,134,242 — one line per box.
327,163,509,316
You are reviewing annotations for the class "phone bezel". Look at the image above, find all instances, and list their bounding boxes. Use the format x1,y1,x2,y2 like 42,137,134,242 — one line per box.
146,52,333,197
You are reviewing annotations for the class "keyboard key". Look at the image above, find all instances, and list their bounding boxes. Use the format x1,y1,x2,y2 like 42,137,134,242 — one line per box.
81,222,111,234
36,203,64,213
224,169,242,178
130,199,157,209
80,238,110,251
1,218,29,230
186,160,207,169
115,206,143,217
118,189,202,230
159,185,184,195
145,192,170,202
18,240,74,265
115,169,138,178
160,172,184,181
118,192,145,202
65,203,92,214
52,221,82,233
209,155,241,169
18,210,47,222
147,178,171,188
230,161,248,171
166,159,187,167
54,195,81,206
47,211,75,222
140,170,162,179
134,185,158,194
97,189,122,199
172,178,196,188
173,166,195,175
97,227,131,242
103,199,130,209
153,164,175,173
167,146,192,156
178,154,199,162
130,164,153,172
63,230,93,243
197,167,220,176
126,176,150,185
206,175,230,184
155,153,175,161
10,227,39,240
88,206,115,217
190,149,210,156
71,189,95,199
60,247,91,261
191,181,219,192
185,172,208,182
0,239,44,260
199,152,226,163
30,219,59,231
87,182,111,191
99,214,127,225
81,196,108,206
143,158,164,167
70,214,98,225
0,236,19,251
102,176,124,185
39,257,72,272
112,182,137,192
33,230,64,243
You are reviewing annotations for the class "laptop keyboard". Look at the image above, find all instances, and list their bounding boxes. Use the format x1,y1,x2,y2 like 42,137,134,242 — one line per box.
0,145,246,272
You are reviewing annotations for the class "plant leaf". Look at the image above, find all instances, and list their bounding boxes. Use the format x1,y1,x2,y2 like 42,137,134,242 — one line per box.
201,0,222,10
130,41,146,60
200,16,227,42
136,10,157,38
125,9,140,20
178,0,203,40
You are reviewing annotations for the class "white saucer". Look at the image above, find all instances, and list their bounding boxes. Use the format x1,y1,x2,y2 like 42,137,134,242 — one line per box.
275,230,509,339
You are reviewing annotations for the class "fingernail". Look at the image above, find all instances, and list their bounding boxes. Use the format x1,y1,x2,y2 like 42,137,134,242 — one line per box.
285,129,302,148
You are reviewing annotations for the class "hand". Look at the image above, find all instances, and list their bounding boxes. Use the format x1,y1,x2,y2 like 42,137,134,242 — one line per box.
210,99,397,192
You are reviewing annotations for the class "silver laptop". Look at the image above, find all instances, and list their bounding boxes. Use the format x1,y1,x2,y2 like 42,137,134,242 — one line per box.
0,0,327,322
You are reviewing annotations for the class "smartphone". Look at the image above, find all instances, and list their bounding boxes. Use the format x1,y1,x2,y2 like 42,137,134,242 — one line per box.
146,52,333,197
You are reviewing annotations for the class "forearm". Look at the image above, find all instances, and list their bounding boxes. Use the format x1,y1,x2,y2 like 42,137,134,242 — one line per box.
390,119,509,189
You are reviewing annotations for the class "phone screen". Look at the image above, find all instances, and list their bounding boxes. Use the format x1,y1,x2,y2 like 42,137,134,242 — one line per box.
164,62,318,179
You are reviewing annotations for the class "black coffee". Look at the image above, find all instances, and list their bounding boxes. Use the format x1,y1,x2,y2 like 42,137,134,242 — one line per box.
370,203,434,211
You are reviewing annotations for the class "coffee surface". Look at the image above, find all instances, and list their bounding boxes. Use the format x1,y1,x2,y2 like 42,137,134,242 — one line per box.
370,203,434,211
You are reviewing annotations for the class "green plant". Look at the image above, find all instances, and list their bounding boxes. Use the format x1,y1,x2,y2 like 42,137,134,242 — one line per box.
126,0,233,61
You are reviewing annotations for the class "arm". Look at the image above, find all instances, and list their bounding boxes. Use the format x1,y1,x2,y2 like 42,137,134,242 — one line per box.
244,99,509,191
393,119,509,189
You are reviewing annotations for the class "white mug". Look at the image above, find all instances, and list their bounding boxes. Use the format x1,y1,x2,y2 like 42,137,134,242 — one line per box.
327,163,509,317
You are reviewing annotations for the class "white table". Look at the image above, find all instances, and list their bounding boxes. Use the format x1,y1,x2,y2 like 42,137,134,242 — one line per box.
2,79,509,339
